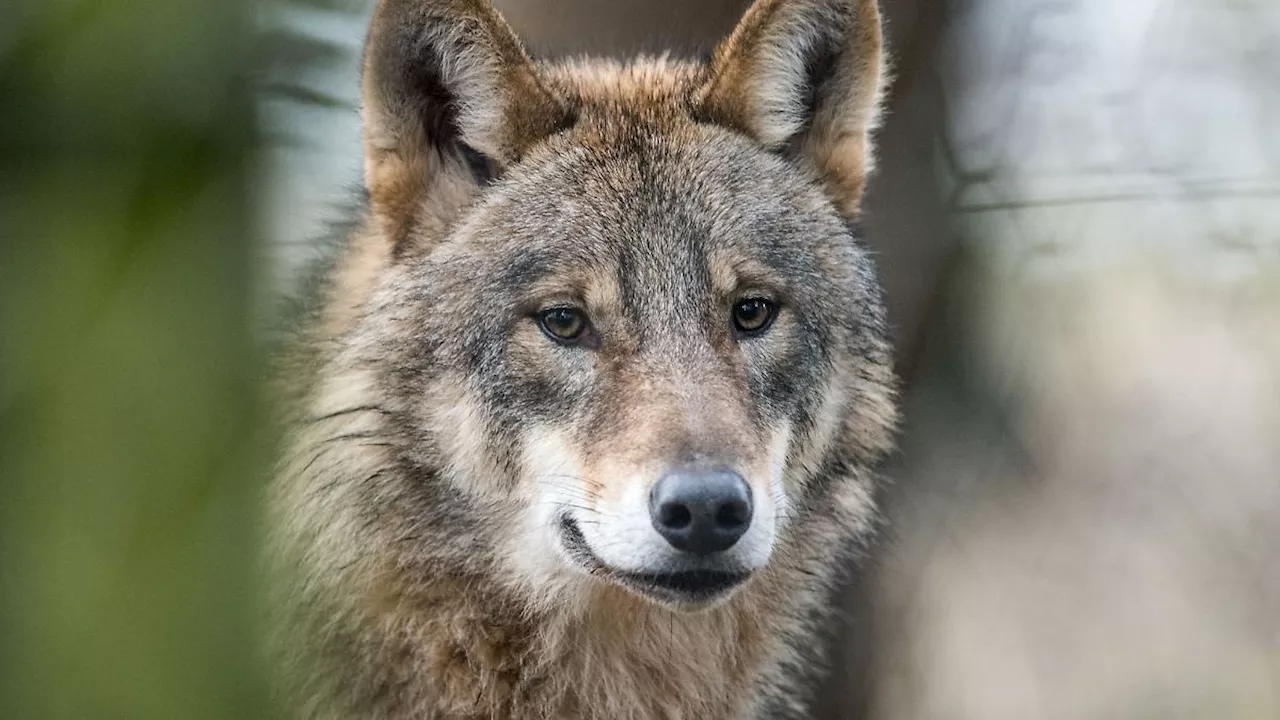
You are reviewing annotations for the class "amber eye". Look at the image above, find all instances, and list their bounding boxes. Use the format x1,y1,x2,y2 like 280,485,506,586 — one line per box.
731,297,777,336
538,307,589,343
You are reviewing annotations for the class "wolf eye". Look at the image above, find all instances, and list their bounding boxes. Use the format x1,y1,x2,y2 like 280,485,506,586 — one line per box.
731,298,777,336
538,307,589,344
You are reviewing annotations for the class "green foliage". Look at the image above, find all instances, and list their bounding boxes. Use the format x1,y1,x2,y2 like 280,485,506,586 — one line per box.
1,0,272,717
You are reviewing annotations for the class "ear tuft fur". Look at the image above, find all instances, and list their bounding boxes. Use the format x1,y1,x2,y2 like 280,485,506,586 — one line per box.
697,0,887,216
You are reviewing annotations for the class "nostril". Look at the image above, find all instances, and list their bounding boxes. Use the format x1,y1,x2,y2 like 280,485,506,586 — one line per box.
715,499,750,529
658,502,693,530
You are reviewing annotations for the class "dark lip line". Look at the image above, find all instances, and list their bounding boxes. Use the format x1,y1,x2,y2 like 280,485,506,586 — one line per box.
558,514,606,571
557,516,751,602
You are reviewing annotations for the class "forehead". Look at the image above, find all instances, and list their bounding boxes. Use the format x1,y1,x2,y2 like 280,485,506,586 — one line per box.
430,57,860,303
464,125,848,296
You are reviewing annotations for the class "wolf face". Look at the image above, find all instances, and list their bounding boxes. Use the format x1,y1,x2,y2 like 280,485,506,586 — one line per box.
375,117,892,608
284,0,893,625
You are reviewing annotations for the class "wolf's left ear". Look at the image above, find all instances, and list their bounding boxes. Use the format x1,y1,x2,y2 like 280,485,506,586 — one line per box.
696,0,886,216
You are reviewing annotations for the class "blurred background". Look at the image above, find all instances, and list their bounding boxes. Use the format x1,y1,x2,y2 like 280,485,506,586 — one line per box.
3,0,1278,718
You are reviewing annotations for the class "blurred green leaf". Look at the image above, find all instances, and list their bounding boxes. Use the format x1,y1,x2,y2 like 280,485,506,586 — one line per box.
1,0,274,717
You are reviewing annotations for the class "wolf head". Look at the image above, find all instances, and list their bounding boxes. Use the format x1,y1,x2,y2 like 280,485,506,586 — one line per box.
290,0,895,613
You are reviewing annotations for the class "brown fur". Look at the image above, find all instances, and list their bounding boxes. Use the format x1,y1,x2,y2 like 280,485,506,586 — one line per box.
351,527,843,719
269,1,895,718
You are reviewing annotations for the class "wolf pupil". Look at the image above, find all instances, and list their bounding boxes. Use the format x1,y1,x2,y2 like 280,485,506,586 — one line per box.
539,308,586,342
732,298,775,335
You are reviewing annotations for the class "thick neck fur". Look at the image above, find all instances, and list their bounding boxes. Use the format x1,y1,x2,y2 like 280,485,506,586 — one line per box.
357,567,808,719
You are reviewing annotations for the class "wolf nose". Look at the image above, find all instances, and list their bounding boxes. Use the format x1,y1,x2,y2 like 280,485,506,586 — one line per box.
649,468,753,556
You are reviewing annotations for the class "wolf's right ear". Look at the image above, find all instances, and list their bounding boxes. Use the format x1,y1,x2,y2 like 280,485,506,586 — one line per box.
361,0,571,246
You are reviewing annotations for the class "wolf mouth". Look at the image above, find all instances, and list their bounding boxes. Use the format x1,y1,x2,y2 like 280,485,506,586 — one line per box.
558,516,750,605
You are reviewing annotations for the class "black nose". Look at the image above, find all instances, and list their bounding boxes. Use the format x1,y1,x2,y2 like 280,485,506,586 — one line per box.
649,468,753,556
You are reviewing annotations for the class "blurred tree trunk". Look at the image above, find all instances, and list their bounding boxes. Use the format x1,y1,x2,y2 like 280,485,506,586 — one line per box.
0,1,270,718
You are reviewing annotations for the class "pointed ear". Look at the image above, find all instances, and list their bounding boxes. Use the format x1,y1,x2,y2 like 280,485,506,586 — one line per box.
696,0,886,216
361,0,571,246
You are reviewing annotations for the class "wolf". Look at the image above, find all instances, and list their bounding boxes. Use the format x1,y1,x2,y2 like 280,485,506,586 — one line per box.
268,0,897,717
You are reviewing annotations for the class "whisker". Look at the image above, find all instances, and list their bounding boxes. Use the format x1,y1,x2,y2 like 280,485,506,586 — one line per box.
533,474,605,499
534,485,604,502
307,405,393,424
535,500,607,517
319,431,396,445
